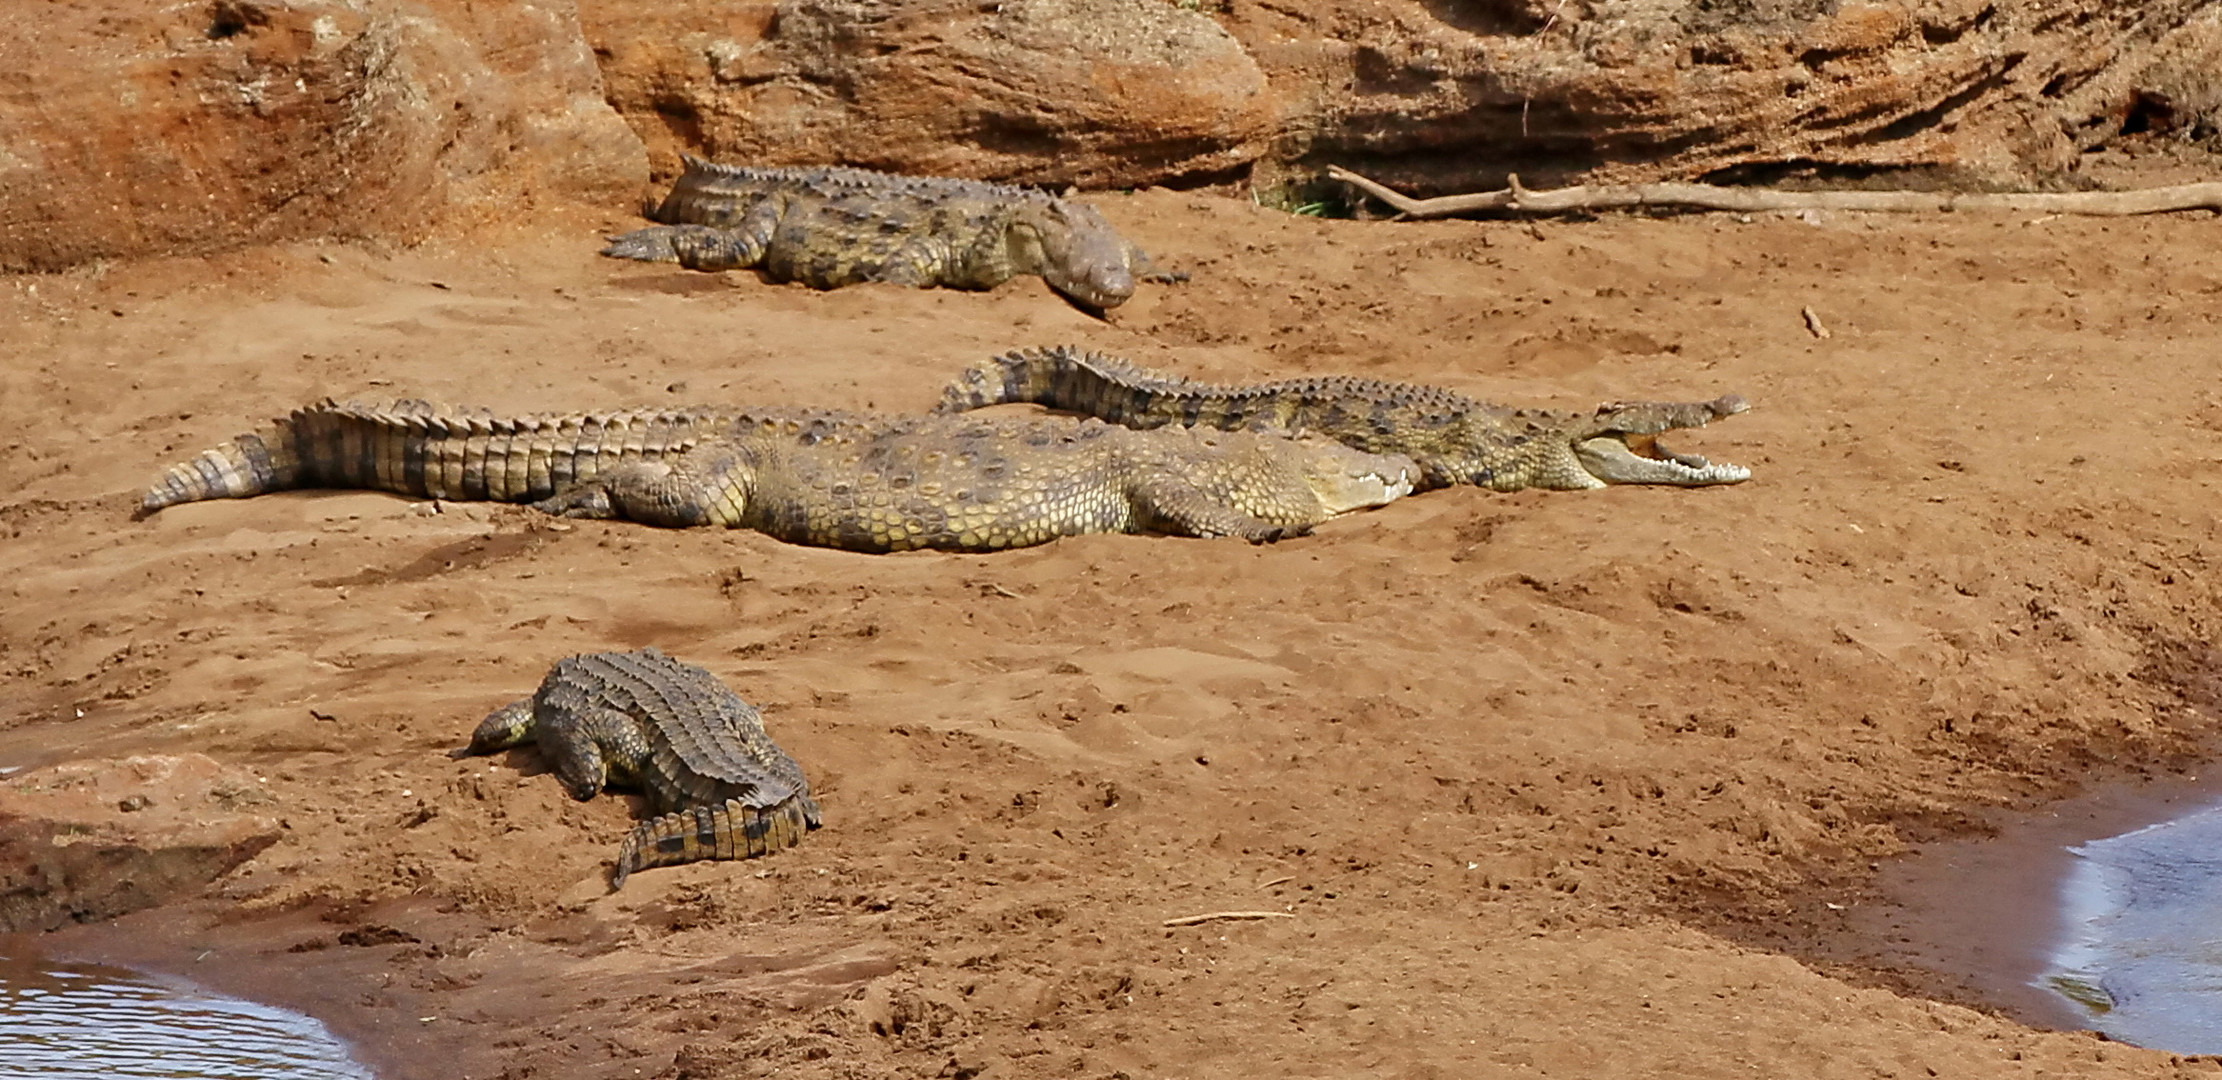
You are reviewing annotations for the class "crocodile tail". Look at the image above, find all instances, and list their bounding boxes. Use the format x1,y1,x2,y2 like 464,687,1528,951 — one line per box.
140,401,714,517
136,405,324,517
611,793,820,890
934,349,1042,413
936,346,1202,428
140,400,466,515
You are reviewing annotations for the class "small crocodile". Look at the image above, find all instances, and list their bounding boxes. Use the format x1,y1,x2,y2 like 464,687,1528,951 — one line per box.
138,399,1416,549
935,346,1752,492
451,648,818,889
601,157,1179,309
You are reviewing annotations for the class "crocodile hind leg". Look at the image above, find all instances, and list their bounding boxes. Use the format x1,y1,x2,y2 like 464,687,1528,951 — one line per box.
531,445,756,528
602,224,770,270
603,199,786,271
1130,478,1304,543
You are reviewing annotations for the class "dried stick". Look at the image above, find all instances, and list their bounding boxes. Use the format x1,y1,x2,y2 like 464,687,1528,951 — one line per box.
1326,165,2222,220
1162,910,1296,927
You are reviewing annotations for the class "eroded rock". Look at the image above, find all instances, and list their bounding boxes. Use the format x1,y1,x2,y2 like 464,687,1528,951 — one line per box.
583,0,1274,187
5,0,2213,270
1235,0,2222,191
0,0,644,272
581,0,2220,196
0,754,282,933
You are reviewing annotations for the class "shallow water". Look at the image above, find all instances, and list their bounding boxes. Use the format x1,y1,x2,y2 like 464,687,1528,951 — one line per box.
2042,797,2222,1053
0,948,374,1079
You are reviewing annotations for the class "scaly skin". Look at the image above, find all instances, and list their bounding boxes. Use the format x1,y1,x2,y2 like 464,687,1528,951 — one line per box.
935,346,1753,491
450,648,819,889
138,399,1418,550
600,157,1180,309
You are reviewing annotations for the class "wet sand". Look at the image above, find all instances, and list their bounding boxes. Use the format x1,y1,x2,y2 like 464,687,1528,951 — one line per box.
1848,770,2222,1032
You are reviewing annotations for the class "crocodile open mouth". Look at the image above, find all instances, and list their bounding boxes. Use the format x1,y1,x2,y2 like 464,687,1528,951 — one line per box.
1575,433,1751,487
1625,431,1723,466
1573,391,1750,486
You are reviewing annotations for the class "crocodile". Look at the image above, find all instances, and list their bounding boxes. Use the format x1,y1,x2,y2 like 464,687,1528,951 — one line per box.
600,157,1180,310
138,399,1417,550
935,346,1752,492
450,647,819,889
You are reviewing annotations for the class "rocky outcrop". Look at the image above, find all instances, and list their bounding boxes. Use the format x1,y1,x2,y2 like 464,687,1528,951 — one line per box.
1232,0,2222,192
0,0,644,273
4,0,2214,271
581,0,1275,187
580,0,2222,194
0,755,282,933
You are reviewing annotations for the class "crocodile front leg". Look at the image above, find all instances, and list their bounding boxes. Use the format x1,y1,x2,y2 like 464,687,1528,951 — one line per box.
450,699,535,759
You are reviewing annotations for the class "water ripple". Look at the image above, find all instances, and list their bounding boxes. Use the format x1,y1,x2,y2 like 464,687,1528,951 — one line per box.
0,953,373,1079
2044,798,2222,1053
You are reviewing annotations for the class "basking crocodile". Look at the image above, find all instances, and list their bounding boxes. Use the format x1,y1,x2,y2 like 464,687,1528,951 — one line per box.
451,647,819,889
138,399,1416,550
935,346,1752,492
601,157,1179,309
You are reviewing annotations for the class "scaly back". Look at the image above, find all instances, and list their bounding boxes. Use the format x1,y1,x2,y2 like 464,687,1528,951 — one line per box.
649,159,1144,308
935,346,1513,467
536,648,812,808
652,156,1067,226
935,346,1751,491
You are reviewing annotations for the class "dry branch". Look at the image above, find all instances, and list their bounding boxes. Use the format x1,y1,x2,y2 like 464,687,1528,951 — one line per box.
1326,166,2222,220
1162,910,1296,927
